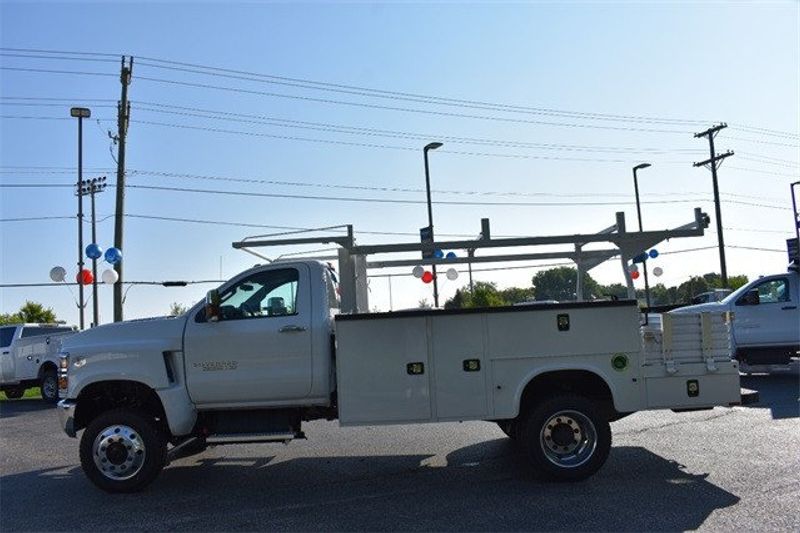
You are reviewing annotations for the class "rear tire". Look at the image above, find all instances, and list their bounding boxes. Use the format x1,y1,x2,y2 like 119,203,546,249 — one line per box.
2,386,25,399
79,409,167,493
40,368,59,404
519,394,611,482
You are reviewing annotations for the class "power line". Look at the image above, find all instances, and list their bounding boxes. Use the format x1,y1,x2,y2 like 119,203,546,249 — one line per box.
1,163,790,205
135,59,707,127
3,47,796,139
132,118,687,162
0,66,116,77
727,166,800,179
133,101,706,154
135,75,694,135
0,46,120,57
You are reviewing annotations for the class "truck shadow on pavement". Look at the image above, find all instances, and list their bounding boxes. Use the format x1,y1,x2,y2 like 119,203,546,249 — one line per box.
0,399,53,419
740,373,799,419
0,441,738,532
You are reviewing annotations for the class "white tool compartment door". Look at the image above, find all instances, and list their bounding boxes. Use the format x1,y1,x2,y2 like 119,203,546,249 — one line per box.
431,314,489,420
335,316,431,425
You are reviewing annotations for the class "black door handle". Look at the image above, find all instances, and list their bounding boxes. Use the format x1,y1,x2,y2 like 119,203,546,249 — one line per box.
782,306,797,310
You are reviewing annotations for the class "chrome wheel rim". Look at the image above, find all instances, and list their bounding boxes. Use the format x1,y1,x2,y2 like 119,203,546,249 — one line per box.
92,425,146,480
539,410,597,468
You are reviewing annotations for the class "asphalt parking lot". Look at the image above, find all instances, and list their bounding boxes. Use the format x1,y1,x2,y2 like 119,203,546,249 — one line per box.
1,373,798,532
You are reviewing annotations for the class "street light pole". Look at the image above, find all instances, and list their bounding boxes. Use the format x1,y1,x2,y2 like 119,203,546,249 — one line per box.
71,107,91,330
423,142,443,307
633,163,652,309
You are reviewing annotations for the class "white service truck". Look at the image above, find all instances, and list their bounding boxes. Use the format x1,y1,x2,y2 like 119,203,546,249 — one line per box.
55,260,750,493
1,323,75,402
672,267,800,371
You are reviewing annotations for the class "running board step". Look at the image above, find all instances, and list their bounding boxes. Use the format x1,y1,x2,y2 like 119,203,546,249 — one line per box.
207,432,297,445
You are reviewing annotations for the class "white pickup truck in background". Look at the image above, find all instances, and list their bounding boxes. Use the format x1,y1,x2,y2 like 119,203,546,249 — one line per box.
1,323,76,402
672,267,800,371
55,260,749,493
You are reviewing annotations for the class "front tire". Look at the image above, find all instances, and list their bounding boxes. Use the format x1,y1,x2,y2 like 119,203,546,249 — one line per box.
40,368,59,403
519,394,611,482
79,409,167,493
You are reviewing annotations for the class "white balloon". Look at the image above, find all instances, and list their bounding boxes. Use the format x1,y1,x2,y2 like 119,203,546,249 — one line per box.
412,265,424,279
653,266,664,277
101,268,119,284
629,263,639,273
446,268,459,281
49,266,66,282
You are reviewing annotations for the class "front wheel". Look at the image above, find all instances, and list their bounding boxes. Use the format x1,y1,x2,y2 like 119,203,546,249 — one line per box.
519,394,611,482
79,409,167,493
40,368,59,403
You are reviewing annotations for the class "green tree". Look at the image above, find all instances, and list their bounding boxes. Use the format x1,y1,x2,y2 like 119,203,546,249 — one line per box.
444,282,512,309
0,301,57,325
168,302,188,316
532,267,601,301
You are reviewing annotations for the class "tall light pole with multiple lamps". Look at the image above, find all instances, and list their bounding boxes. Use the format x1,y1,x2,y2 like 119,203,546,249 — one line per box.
423,142,443,307
632,163,652,309
70,107,91,330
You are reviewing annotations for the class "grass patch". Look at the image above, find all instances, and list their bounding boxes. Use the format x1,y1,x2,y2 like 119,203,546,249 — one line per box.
0,387,42,400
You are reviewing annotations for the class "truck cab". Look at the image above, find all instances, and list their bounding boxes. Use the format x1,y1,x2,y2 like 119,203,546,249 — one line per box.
671,268,800,367
1,323,75,402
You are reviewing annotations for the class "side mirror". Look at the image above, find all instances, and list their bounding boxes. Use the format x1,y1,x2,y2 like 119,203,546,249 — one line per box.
205,289,222,322
738,289,760,306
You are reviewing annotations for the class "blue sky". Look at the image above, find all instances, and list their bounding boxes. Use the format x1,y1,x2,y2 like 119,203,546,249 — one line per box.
1,1,798,325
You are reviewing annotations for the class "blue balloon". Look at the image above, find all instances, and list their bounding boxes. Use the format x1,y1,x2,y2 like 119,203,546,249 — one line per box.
445,251,457,259
104,247,122,264
633,253,648,263
434,249,444,259
649,249,659,259
85,243,103,260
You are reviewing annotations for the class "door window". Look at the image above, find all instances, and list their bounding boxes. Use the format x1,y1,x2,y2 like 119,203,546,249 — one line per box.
215,268,299,321
0,327,16,348
754,278,789,304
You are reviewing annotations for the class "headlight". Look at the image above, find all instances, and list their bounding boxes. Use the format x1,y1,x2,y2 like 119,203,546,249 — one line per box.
59,353,70,370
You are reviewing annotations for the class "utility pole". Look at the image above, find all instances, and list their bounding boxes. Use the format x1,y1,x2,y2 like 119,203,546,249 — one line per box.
113,56,133,322
693,123,734,287
79,177,107,327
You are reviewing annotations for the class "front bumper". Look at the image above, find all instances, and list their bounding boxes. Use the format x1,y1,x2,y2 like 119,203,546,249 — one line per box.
57,399,77,438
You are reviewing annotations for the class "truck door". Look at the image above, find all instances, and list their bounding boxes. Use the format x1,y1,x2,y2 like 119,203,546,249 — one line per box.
184,265,313,405
0,327,17,383
733,275,796,347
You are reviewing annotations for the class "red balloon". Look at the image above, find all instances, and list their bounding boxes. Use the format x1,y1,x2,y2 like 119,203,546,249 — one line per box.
76,269,94,285
421,271,434,284
631,270,640,280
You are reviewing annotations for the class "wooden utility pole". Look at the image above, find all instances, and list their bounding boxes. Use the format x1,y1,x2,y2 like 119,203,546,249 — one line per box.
693,123,734,287
113,56,133,322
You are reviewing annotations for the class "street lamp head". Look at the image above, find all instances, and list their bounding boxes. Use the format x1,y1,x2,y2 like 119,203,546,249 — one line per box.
633,163,652,171
424,142,443,152
70,107,91,119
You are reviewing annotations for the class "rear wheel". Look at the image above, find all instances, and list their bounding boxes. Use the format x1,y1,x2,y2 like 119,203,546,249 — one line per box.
2,386,25,399
519,394,611,481
40,368,59,403
79,409,167,493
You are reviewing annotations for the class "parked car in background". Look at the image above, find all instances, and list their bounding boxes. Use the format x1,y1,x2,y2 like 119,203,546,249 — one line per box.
1,324,76,402
671,267,800,370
